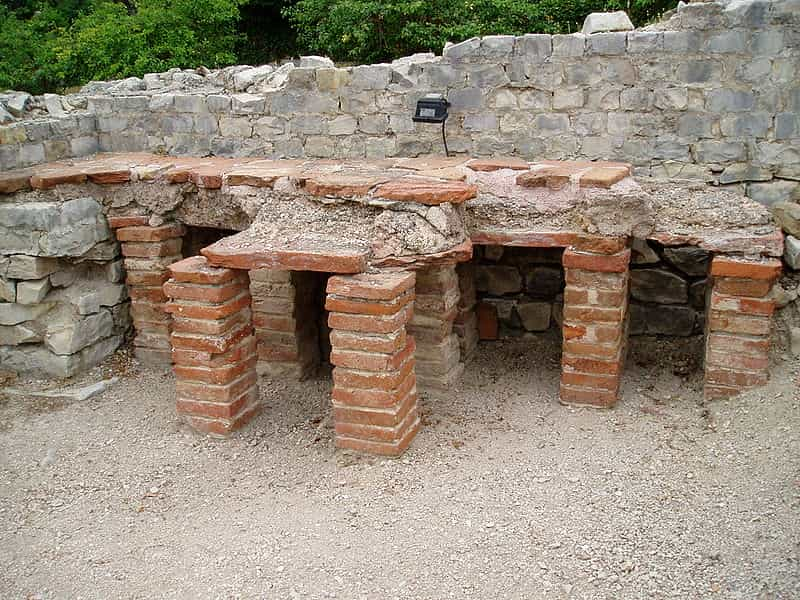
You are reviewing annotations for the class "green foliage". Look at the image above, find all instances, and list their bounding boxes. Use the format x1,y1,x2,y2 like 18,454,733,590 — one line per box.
284,0,677,64
0,0,243,94
0,0,678,94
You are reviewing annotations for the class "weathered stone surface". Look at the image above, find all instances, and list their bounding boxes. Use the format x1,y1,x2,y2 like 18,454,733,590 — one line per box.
16,278,51,305
44,310,114,355
582,12,634,35
785,235,800,269
0,302,54,326
750,180,800,206
0,276,15,302
3,256,60,279
631,238,660,264
516,301,551,331
525,267,563,298
373,179,478,205
662,246,711,277
631,269,688,304
630,303,696,336
0,334,122,377
0,324,41,345
0,197,110,257
475,266,522,295
689,279,707,309
772,201,800,237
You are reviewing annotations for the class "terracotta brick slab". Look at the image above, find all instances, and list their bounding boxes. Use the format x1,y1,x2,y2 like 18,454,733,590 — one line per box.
373,179,478,205
710,256,782,280
467,157,529,172
326,272,416,301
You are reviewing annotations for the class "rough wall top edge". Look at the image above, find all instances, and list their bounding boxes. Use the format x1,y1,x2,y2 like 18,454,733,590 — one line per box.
1,0,799,205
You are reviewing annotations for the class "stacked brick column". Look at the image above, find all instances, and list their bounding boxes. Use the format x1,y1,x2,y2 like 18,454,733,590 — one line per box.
560,247,631,408
163,256,259,436
326,272,420,456
704,255,781,399
407,265,463,390
454,262,479,363
249,269,321,378
110,217,185,367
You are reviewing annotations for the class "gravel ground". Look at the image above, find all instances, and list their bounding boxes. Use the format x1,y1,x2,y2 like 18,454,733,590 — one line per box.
1,333,798,600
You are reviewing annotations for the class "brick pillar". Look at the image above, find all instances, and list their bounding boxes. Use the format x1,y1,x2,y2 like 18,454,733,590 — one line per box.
250,269,321,378
110,217,185,367
163,256,259,436
560,247,631,408
704,255,781,399
407,265,463,390
454,262,479,363
326,272,419,456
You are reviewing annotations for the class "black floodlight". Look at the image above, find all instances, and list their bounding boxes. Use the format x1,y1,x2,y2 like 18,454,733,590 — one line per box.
413,94,450,123
412,93,451,156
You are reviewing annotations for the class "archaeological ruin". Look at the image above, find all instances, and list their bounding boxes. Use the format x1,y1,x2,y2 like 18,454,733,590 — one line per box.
1,0,798,456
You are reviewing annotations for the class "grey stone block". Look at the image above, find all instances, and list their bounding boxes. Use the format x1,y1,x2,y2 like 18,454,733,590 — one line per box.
582,11,633,34
463,114,498,132
0,302,54,325
694,141,747,163
173,94,207,113
706,31,748,53
290,114,326,135
231,93,266,114
45,310,114,355
4,256,60,280
663,31,703,53
0,324,40,345
553,88,585,110
476,265,522,295
534,114,569,136
219,116,253,138
630,303,696,336
525,266,563,298
499,112,533,134
252,116,285,138
443,37,481,61
97,116,128,132
662,247,710,277
17,143,45,167
587,32,627,55
676,60,722,84
467,64,509,87
16,278,51,305
513,34,552,60
707,89,755,112
654,88,688,111
358,114,389,135
0,334,121,377
631,269,688,304
148,94,173,111
449,87,483,111
775,113,799,140
422,64,464,87
350,65,392,90
719,163,772,184
328,115,357,136
479,35,515,59
750,181,800,206
304,135,335,158
300,55,334,68
551,34,585,57
678,113,716,139
0,277,16,302
206,95,232,112
720,113,771,137
621,88,653,111
70,136,99,157
515,302,551,331
627,31,662,53
785,235,800,269
193,114,218,135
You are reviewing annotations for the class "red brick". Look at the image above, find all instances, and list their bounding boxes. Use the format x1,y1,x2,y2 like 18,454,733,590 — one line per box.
334,417,420,456
108,215,149,228
129,286,168,303
333,387,417,427
131,301,170,322
174,355,258,385
706,333,769,357
705,349,769,372
713,277,772,298
332,355,415,391
564,287,589,305
176,387,255,420
374,179,478,205
332,372,417,408
251,297,294,314
168,256,243,285
253,313,296,332
703,383,742,400
328,304,413,334
170,323,253,354
516,167,571,190
563,340,621,360
466,157,529,172
30,168,87,189
133,331,172,350
705,368,768,388
563,248,631,273
124,255,183,271
166,292,251,320
572,235,628,255
330,337,416,372
563,324,587,340
562,305,625,323
326,272,416,301
126,270,171,286
709,292,775,316
116,223,186,242
172,336,256,368
257,345,300,362
559,384,618,408
0,170,33,194
85,167,131,185
176,371,257,403
561,371,620,392
565,269,628,289
132,321,171,337
329,329,407,354
179,399,260,437
171,310,251,336
121,238,183,258
325,290,413,316
710,256,781,281
579,166,630,189
562,354,622,375
476,302,498,340
334,406,419,443
163,279,244,303
708,311,771,336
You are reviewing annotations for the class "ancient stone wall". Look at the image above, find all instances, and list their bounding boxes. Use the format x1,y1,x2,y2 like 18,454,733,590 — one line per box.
1,0,798,206
0,199,129,375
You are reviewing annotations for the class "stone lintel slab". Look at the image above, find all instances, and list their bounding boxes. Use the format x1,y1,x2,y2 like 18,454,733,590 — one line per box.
370,240,473,270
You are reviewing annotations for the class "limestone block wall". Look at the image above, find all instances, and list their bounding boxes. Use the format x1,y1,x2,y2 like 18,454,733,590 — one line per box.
1,1,798,205
0,198,128,376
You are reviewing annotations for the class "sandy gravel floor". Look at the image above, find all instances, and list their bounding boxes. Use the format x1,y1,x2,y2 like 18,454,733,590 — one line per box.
1,333,798,600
